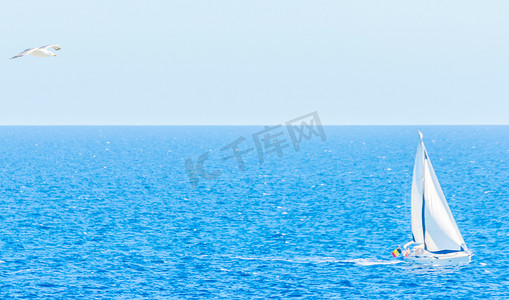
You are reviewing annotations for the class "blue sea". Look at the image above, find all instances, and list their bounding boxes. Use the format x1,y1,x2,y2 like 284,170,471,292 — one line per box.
0,126,507,299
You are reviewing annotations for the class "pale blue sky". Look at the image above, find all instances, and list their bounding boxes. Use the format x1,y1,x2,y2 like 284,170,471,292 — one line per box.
1,1,508,125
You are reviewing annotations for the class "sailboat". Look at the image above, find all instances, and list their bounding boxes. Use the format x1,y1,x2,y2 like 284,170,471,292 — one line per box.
401,131,472,264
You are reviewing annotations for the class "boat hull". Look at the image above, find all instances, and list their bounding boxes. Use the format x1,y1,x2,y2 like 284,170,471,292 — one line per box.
405,250,472,265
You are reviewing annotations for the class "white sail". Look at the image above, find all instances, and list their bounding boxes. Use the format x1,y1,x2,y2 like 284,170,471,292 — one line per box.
421,148,467,252
410,133,467,253
410,138,425,244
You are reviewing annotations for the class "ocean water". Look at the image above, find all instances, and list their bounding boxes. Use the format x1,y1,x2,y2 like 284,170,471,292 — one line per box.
0,126,507,299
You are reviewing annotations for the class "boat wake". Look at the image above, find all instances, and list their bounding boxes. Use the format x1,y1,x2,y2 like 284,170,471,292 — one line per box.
344,258,404,266
222,255,403,266
227,255,341,264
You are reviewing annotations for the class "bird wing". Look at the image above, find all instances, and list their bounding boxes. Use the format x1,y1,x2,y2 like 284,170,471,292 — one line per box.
40,44,62,51
10,48,37,59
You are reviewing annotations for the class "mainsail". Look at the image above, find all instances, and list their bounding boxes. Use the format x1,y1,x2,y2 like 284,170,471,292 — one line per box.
410,132,467,253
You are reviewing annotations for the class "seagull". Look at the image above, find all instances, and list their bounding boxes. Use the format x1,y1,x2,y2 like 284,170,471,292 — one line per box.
10,44,62,59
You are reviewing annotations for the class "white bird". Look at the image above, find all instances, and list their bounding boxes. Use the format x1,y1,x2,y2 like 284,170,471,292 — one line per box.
10,44,62,59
